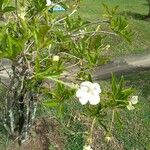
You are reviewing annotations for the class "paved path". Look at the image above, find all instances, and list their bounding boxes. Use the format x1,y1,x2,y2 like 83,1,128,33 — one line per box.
93,53,150,80
0,53,150,83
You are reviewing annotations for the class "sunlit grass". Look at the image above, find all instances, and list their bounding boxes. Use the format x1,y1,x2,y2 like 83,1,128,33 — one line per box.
78,0,150,56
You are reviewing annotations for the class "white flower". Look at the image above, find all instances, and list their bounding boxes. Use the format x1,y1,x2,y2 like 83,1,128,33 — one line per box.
105,44,110,50
46,0,53,6
130,96,138,104
79,29,85,38
127,96,138,110
83,145,93,150
18,8,26,20
105,136,112,142
52,55,59,62
76,81,101,105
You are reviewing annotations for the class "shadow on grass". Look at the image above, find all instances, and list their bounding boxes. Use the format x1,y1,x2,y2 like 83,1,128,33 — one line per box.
125,70,150,98
120,11,150,21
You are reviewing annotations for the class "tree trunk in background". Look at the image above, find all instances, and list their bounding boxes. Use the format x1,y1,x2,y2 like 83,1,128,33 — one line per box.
147,0,150,17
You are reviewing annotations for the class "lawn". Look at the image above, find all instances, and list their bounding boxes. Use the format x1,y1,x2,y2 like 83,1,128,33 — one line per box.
38,71,150,150
78,0,150,56
1,74,149,150
57,1,150,149
113,71,150,150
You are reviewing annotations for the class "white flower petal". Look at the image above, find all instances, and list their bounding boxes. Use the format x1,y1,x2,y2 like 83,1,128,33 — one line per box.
130,96,138,105
127,105,135,110
81,81,92,88
92,83,101,93
79,97,89,105
127,102,135,110
76,89,87,98
46,0,53,6
80,86,89,92
105,136,112,142
89,94,100,105
83,145,93,150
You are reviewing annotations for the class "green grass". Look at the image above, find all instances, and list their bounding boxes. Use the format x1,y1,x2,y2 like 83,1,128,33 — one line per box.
99,71,150,150
42,71,149,150
113,71,150,150
64,71,150,150
78,0,150,56
0,84,11,149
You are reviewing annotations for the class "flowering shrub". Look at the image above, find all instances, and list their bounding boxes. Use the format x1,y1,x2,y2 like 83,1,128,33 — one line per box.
0,0,137,148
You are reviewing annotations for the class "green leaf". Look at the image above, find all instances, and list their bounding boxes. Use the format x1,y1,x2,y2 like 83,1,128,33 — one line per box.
44,100,58,107
114,111,124,131
3,6,16,12
89,34,102,50
0,0,4,10
111,73,117,97
102,3,119,20
88,74,93,82
111,16,133,42
117,75,124,96
119,88,134,100
98,119,108,132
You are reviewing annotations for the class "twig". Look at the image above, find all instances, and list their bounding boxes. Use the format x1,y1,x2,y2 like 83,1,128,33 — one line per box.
86,25,101,41
70,30,117,37
108,109,115,135
9,109,14,134
15,0,19,20
0,80,8,88
0,64,11,78
66,61,81,69
0,67,11,72
72,20,110,33
59,52,82,60
24,41,34,53
88,117,96,145
54,9,77,25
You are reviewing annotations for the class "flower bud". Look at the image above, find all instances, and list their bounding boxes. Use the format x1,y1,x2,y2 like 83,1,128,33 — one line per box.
52,55,59,62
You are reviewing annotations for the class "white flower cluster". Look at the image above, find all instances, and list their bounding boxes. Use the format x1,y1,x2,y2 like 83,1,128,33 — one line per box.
76,81,101,105
127,96,138,110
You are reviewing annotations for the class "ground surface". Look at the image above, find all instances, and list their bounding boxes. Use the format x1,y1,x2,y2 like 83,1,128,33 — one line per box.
93,53,150,80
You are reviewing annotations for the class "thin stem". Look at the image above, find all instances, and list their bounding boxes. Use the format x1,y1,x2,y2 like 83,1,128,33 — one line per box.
46,76,78,89
24,41,34,53
15,0,19,20
9,109,14,134
0,80,8,88
88,117,96,145
0,64,11,78
66,61,80,69
70,30,117,38
59,52,81,60
54,9,77,25
108,109,115,135
86,25,101,41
